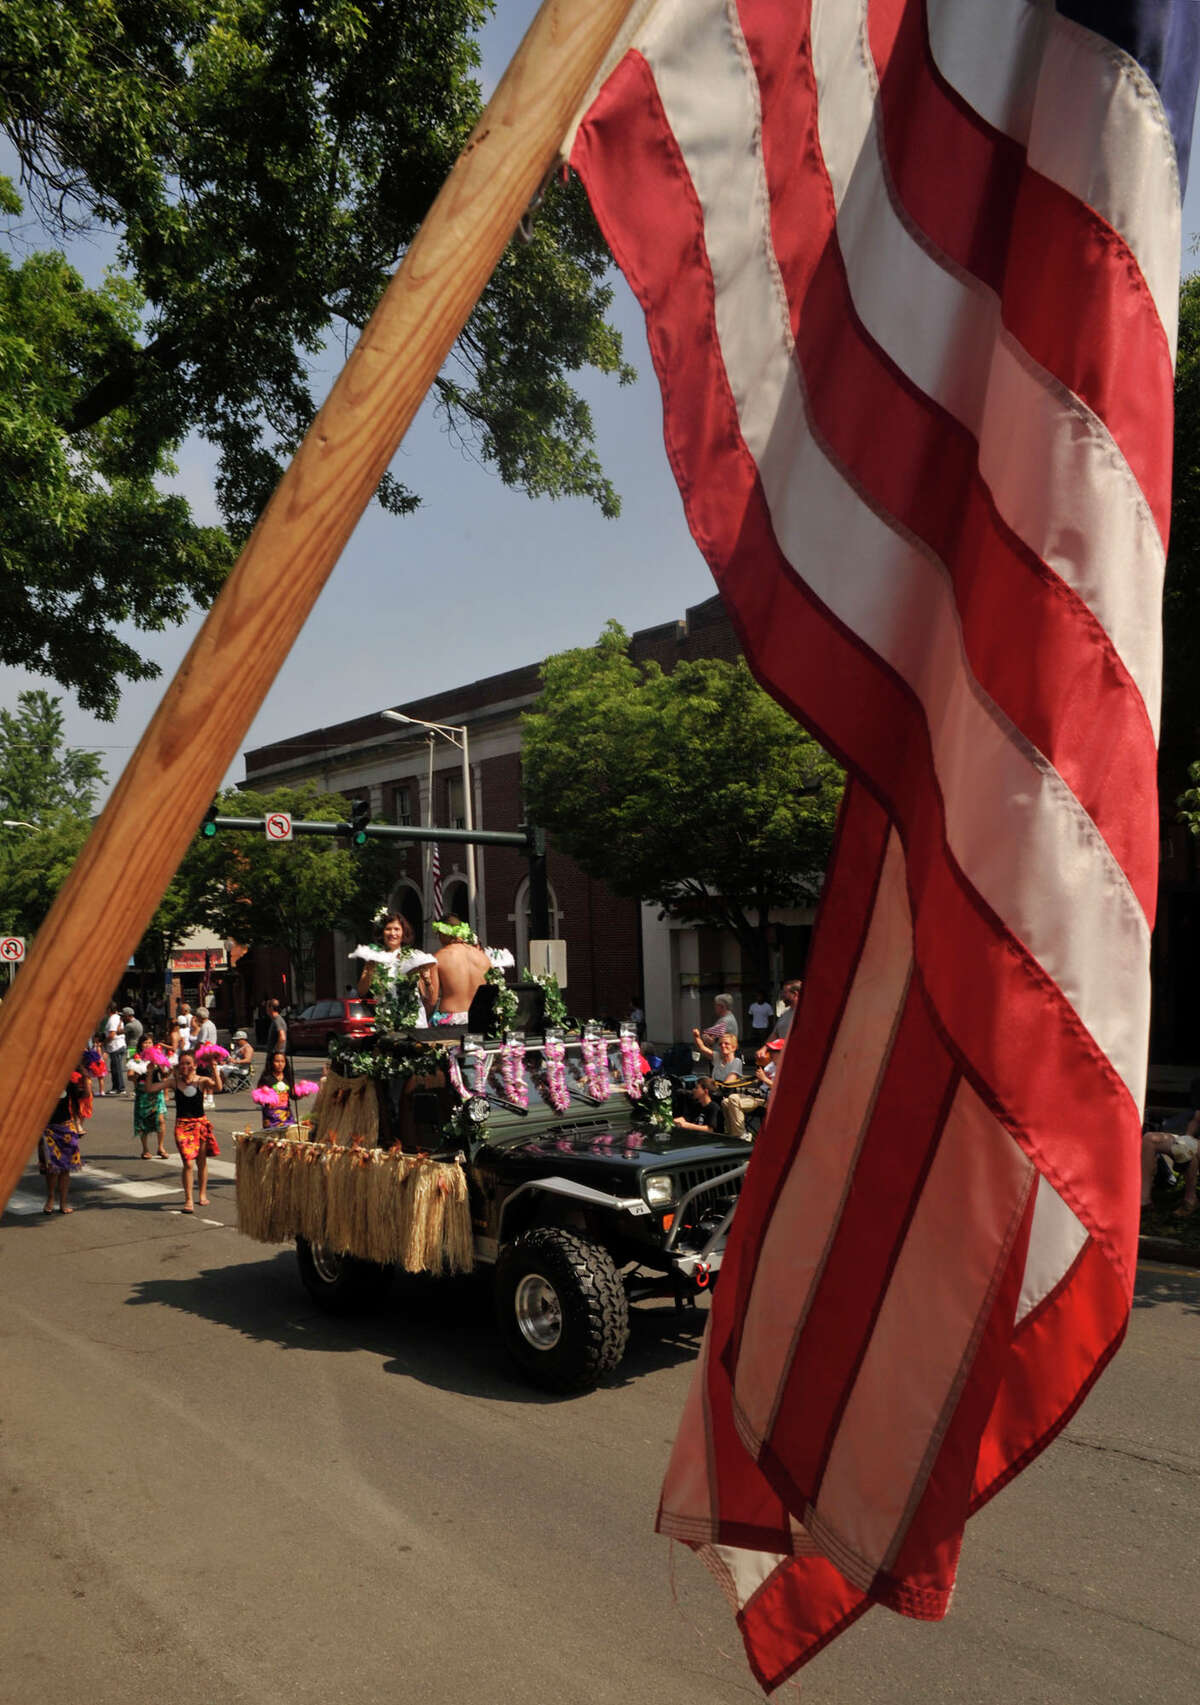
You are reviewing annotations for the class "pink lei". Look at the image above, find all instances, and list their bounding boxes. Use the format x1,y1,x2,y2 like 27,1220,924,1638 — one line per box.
580,1035,611,1102
498,1039,529,1109
618,1031,644,1100
542,1036,570,1113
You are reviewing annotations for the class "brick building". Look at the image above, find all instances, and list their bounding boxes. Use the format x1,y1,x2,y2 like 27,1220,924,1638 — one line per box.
239,596,816,1045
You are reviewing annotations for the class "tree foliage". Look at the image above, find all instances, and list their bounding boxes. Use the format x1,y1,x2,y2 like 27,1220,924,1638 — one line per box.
522,623,844,982
0,688,105,822
198,783,396,1001
0,688,105,937
0,0,632,715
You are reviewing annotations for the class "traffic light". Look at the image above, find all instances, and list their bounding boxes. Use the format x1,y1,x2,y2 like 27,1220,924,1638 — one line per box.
201,801,220,837
349,798,371,845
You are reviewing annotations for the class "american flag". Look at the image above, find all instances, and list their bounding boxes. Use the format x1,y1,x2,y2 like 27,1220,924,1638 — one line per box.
570,0,1197,1688
431,839,444,922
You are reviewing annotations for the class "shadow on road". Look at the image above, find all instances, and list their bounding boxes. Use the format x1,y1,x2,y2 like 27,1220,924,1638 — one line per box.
1131,1262,1200,1315
124,1248,709,1402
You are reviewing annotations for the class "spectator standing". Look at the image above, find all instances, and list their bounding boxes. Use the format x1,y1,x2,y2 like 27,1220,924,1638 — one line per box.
195,1007,217,1049
104,1001,128,1095
177,1003,194,1050
266,999,287,1056
696,992,738,1048
748,989,774,1053
122,1006,144,1054
764,980,802,1052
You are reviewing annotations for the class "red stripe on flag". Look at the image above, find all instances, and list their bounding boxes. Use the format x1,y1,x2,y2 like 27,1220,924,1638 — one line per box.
739,0,1157,916
865,0,1173,540
721,786,894,1344
756,993,959,1506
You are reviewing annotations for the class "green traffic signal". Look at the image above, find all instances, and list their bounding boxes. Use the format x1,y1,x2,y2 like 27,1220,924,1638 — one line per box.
349,797,370,846
201,802,220,838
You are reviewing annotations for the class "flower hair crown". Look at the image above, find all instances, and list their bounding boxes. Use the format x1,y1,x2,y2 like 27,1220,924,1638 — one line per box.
432,919,478,945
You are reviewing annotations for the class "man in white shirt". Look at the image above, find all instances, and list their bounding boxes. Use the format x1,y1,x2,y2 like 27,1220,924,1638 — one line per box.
195,1008,218,1049
104,1001,128,1094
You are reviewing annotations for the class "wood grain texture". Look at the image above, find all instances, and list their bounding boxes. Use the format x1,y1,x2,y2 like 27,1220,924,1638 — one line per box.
0,0,641,1209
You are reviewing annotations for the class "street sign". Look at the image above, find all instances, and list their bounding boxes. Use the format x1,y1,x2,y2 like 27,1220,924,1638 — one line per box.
264,812,294,843
0,936,26,963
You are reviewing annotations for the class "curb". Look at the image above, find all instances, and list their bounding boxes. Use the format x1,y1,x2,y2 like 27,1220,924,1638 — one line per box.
1138,1235,1200,1269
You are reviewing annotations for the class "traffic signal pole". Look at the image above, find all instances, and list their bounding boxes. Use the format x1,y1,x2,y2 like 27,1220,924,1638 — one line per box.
201,818,551,941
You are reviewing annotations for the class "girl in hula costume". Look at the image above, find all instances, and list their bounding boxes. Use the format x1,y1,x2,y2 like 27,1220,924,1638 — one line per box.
353,910,438,1028
147,1050,221,1214
254,1050,296,1129
128,1041,170,1159
40,1071,91,1214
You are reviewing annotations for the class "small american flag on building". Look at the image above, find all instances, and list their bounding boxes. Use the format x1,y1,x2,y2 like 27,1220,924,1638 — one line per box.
569,0,1198,1688
431,839,444,922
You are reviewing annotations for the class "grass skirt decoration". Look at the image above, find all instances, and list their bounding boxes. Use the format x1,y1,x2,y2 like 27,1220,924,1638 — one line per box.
235,1131,473,1274
310,1070,380,1149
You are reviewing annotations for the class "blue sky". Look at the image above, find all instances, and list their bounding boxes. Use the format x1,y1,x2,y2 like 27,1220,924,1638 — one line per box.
3,4,1200,808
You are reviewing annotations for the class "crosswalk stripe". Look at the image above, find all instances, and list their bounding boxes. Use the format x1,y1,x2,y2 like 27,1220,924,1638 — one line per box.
4,1156,238,1217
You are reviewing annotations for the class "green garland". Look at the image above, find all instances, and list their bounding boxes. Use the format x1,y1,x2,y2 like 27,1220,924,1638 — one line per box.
522,966,569,1030
330,1032,450,1081
368,960,423,1029
485,963,519,1031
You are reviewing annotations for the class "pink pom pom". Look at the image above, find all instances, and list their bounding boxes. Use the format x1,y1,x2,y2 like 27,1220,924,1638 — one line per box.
195,1042,230,1062
293,1080,320,1098
142,1043,171,1068
252,1086,282,1107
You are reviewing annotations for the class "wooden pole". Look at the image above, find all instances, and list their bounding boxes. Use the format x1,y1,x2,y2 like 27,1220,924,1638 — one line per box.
0,0,640,1210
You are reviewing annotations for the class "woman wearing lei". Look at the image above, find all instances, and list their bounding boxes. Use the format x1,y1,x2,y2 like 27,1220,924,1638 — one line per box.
353,909,438,1029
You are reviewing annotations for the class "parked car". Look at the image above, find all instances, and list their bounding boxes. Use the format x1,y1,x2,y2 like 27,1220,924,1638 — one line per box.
286,997,374,1053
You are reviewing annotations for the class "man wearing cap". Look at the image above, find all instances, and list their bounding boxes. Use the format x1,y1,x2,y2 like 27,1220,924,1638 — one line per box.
219,1031,254,1091
122,1007,143,1053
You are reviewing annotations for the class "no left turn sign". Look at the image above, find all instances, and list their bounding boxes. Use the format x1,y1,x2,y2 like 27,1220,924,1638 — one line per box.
0,936,27,962
264,812,293,843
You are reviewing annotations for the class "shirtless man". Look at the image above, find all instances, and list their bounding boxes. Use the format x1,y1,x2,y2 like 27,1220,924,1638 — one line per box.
431,918,493,1025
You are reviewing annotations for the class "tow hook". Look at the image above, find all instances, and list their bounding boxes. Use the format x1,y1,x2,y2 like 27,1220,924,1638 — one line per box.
695,1260,710,1289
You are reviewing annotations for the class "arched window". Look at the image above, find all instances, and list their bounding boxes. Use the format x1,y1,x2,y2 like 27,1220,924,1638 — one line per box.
510,876,562,972
442,877,468,926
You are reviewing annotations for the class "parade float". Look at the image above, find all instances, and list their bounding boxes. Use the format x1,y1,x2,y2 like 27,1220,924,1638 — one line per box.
235,974,753,1392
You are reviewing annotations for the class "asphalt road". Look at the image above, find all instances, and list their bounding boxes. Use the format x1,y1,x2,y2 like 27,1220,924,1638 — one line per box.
1,1084,1197,1705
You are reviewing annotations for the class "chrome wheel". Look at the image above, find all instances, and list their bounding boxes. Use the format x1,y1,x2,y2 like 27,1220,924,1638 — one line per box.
310,1243,345,1285
514,1272,562,1351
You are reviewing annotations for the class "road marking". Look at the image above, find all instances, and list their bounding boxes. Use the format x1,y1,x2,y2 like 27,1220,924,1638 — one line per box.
4,1159,237,1218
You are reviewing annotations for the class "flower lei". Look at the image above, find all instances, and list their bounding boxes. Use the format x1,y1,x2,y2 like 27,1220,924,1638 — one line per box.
618,1030,644,1100
580,1034,611,1102
446,1052,469,1101
498,1038,529,1109
542,1035,570,1112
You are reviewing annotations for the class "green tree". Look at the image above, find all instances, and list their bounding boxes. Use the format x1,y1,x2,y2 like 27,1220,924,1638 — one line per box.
200,783,390,1002
0,689,104,822
522,623,844,988
0,688,105,941
0,811,91,938
0,0,632,716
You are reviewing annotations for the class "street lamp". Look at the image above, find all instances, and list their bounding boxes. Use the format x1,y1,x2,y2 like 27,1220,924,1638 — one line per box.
381,710,477,936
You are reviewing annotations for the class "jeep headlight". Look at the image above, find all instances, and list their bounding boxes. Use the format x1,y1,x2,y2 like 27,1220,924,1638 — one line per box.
644,1172,675,1209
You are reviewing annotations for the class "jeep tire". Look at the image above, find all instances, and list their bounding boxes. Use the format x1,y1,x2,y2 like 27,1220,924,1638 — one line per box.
296,1237,394,1314
494,1228,629,1393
